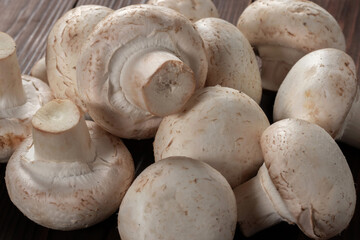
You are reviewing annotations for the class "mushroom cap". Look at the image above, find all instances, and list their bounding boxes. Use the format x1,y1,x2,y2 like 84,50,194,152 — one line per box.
195,17,262,103
46,5,113,111
0,75,53,162
77,4,208,139
147,0,219,22
154,86,269,187
273,48,357,138
260,118,356,239
5,121,135,230
30,57,48,84
118,156,237,240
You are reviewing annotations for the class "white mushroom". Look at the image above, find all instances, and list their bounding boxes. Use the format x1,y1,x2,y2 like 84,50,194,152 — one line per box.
237,0,346,91
194,17,262,103
274,48,359,148
118,156,237,240
30,57,47,83
154,86,269,188
234,119,356,239
0,32,53,162
77,5,208,139
5,99,134,230
147,0,219,22
46,5,113,111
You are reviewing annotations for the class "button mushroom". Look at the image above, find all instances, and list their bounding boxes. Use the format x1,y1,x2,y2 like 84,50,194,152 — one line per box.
154,86,270,188
5,99,134,230
147,0,219,22
237,0,346,91
194,17,262,103
234,118,356,239
0,32,53,162
77,5,208,139
273,48,359,148
118,156,237,240
30,57,47,84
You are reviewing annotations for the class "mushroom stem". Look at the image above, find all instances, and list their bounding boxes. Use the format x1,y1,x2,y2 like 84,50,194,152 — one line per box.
234,164,295,236
31,100,96,163
0,32,26,109
121,50,196,117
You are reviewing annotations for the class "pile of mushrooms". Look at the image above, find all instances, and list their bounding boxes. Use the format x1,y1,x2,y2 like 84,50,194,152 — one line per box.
1,0,358,239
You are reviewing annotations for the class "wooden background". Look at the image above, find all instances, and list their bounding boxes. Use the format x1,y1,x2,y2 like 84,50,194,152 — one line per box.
0,0,359,239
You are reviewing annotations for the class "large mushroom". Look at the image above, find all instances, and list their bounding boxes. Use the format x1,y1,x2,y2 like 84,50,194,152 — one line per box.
118,156,237,240
77,4,208,139
5,99,134,230
194,17,262,104
234,119,356,239
237,0,346,91
273,48,359,148
0,32,53,162
154,86,269,188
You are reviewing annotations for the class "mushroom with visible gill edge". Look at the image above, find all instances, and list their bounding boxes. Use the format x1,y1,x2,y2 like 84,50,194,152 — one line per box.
0,32,53,162
234,118,356,239
154,86,270,188
77,4,208,139
118,156,237,240
237,0,346,91
5,99,135,230
274,48,360,148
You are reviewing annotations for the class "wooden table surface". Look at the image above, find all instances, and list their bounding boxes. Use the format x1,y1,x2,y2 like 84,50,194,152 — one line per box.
0,0,359,239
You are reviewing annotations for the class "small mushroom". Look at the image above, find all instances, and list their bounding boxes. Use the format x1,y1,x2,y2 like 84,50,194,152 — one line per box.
118,156,237,240
46,5,113,111
147,0,219,22
154,86,269,188
30,57,47,83
5,99,134,230
234,119,356,239
273,48,359,148
77,5,208,139
0,32,53,162
194,18,262,103
237,0,346,91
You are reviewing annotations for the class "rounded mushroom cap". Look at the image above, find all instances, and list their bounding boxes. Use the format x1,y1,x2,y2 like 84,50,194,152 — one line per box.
118,156,237,240
147,0,219,22
77,4,208,139
0,75,53,162
260,118,356,239
194,18,262,104
46,5,113,111
30,57,47,83
274,48,357,138
154,86,269,187
5,121,134,230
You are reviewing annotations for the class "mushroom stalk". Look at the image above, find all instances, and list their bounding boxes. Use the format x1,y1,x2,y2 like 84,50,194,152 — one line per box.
121,49,195,117
0,32,26,109
234,164,295,236
31,100,96,163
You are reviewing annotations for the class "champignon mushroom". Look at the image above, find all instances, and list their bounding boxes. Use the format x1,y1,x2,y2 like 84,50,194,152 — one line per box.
46,5,113,111
147,0,219,22
0,32,53,162
234,118,356,239
5,99,134,230
30,57,47,83
77,4,208,139
194,17,262,103
237,0,346,91
118,156,237,240
273,48,359,148
154,86,269,188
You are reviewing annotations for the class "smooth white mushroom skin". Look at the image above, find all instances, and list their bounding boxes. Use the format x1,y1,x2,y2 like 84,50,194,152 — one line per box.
154,86,270,188
274,49,357,141
237,0,346,91
195,18,262,104
340,90,360,148
77,5,208,139
147,0,219,22
30,57,48,84
118,157,237,240
5,99,134,230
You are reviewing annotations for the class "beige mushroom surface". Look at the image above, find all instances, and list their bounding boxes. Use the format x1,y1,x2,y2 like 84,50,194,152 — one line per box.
118,156,237,240
30,57,48,83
